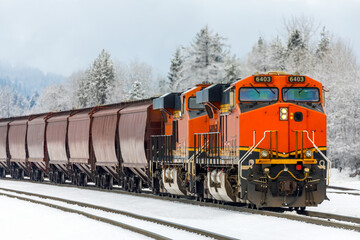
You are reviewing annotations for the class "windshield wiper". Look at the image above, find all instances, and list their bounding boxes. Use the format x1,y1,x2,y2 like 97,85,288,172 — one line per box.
298,83,310,94
284,83,295,94
264,83,276,94
249,83,260,95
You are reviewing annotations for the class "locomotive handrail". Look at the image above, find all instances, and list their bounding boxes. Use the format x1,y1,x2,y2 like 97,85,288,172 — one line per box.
302,130,331,185
238,130,272,182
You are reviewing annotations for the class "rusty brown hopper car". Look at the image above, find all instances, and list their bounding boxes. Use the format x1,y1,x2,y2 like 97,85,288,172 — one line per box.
0,121,9,177
47,113,70,183
67,109,94,185
91,106,122,188
27,115,48,181
118,102,162,191
8,118,28,179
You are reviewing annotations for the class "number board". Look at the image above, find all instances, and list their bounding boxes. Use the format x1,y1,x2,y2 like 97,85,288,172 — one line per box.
288,76,305,83
254,76,272,83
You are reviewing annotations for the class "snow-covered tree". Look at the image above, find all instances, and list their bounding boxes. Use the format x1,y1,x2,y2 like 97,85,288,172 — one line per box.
316,27,331,61
268,37,286,71
174,26,231,90
32,84,72,112
128,80,145,100
168,47,184,91
77,49,115,107
248,37,269,73
224,55,241,83
0,86,28,117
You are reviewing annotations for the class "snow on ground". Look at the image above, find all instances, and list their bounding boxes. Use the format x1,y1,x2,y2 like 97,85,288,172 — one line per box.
329,168,360,190
0,179,359,240
0,195,149,240
307,168,360,217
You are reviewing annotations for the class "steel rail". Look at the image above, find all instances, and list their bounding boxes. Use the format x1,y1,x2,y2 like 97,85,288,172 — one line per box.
1,178,360,233
0,186,237,240
297,210,360,225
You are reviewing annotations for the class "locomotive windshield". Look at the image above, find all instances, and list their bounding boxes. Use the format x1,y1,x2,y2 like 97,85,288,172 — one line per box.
188,97,205,110
282,88,320,102
239,87,278,102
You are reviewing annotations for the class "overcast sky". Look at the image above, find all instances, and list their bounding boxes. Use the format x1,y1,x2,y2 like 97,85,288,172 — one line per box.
0,0,359,77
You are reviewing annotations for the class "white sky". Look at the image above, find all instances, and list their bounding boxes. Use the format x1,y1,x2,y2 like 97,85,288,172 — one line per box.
0,0,359,77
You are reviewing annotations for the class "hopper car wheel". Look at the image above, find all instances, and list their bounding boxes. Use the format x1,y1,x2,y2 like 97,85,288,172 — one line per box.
83,175,88,186
40,171,44,182
49,171,53,182
72,173,78,185
122,177,129,191
75,173,81,186
54,171,59,183
60,172,65,184
100,175,106,189
95,175,100,188
108,176,113,190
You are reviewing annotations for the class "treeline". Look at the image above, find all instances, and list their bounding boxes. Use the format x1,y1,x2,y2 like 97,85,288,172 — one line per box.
0,16,359,170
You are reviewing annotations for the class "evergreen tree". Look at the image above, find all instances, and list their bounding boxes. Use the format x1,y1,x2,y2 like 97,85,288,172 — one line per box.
168,47,184,91
29,91,39,109
224,55,241,83
77,49,115,107
128,80,144,100
287,30,305,51
248,37,270,73
175,26,229,90
316,27,331,60
268,37,285,71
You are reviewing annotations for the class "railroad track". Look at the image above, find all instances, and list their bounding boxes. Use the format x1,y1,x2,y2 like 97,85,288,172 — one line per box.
0,186,236,240
1,177,360,233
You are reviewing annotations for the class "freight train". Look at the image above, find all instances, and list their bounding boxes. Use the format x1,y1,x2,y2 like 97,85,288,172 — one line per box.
0,71,331,208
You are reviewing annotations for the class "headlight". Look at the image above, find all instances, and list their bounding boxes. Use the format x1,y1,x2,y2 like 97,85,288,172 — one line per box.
280,107,288,121
260,150,269,158
305,150,313,158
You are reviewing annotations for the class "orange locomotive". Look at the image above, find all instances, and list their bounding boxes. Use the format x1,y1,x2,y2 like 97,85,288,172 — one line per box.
152,71,330,208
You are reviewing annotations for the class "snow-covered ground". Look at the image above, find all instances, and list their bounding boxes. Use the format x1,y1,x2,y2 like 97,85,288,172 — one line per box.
329,168,360,190
0,195,149,240
0,174,360,240
308,168,360,218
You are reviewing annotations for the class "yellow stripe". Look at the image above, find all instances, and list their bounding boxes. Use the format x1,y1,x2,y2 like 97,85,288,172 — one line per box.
256,159,317,165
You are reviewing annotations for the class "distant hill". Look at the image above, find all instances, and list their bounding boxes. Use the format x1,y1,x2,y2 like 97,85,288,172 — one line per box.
0,62,65,97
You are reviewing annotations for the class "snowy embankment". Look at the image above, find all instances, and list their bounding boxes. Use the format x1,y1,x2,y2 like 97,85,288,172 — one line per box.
0,178,359,240
308,168,360,218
